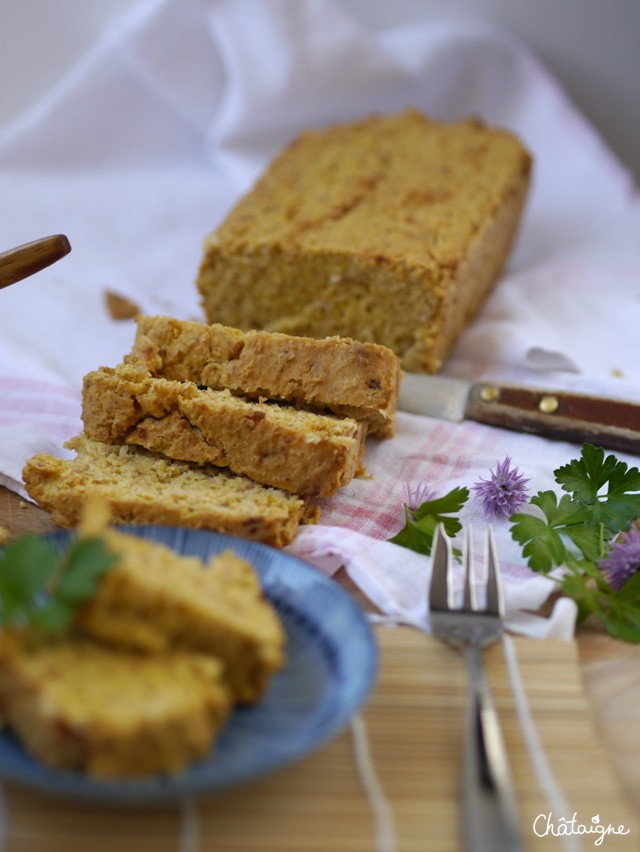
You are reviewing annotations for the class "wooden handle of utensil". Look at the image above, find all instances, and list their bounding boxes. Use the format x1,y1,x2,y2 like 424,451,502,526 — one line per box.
466,382,640,455
0,234,71,289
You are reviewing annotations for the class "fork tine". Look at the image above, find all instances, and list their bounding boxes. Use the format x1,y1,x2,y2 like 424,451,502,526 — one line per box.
429,523,451,612
461,527,474,612
485,525,504,617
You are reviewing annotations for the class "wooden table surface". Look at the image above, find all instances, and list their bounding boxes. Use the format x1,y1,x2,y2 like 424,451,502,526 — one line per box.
1,485,640,851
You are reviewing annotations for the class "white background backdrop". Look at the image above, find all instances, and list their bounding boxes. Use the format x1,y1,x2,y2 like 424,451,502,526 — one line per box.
1,0,640,182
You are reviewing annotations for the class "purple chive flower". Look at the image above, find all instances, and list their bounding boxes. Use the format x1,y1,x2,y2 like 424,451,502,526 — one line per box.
599,526,640,591
404,482,437,516
473,456,529,519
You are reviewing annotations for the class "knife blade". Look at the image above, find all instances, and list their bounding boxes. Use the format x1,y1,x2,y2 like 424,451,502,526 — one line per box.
0,234,71,290
398,373,640,455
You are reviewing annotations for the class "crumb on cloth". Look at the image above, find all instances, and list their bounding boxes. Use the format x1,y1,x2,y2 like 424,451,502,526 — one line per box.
105,290,140,321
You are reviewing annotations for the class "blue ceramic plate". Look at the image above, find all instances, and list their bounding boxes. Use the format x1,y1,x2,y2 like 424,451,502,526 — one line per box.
0,527,378,802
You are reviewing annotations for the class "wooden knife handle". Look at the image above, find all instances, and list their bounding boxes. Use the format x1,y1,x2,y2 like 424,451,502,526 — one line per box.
0,234,71,289
466,383,640,455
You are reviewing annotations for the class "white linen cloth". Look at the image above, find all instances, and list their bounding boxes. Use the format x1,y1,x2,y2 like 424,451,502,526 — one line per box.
1,0,639,640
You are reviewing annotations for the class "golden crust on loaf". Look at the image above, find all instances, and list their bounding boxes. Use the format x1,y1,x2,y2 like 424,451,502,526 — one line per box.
196,109,531,373
22,434,307,548
130,316,401,438
0,631,231,777
81,363,366,497
76,529,285,703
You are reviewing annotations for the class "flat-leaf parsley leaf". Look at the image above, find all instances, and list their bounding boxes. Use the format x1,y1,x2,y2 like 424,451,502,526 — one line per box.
389,486,469,556
555,443,640,534
510,443,640,642
0,534,118,635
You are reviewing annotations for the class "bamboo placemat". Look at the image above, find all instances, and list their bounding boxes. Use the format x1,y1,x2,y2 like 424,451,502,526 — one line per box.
1,628,638,852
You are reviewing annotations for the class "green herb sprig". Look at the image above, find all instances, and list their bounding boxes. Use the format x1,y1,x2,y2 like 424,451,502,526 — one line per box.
387,443,640,642
389,487,469,556
0,534,118,635
510,443,640,642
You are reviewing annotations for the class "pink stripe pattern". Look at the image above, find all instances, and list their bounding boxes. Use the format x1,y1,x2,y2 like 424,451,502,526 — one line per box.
0,377,81,442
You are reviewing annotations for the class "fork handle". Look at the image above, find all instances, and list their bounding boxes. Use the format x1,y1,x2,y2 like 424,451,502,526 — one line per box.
462,644,524,852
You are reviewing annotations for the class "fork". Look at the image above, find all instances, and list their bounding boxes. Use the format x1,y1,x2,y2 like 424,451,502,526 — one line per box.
429,524,524,852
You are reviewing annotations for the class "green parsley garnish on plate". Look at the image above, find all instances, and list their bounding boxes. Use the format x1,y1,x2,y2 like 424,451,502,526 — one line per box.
0,535,117,635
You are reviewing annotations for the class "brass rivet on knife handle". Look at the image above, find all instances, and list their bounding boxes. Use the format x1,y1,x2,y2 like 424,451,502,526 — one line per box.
0,234,72,290
479,384,500,402
539,395,559,414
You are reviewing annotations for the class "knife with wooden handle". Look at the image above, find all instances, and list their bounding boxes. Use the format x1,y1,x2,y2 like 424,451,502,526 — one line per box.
399,373,640,455
0,234,71,289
